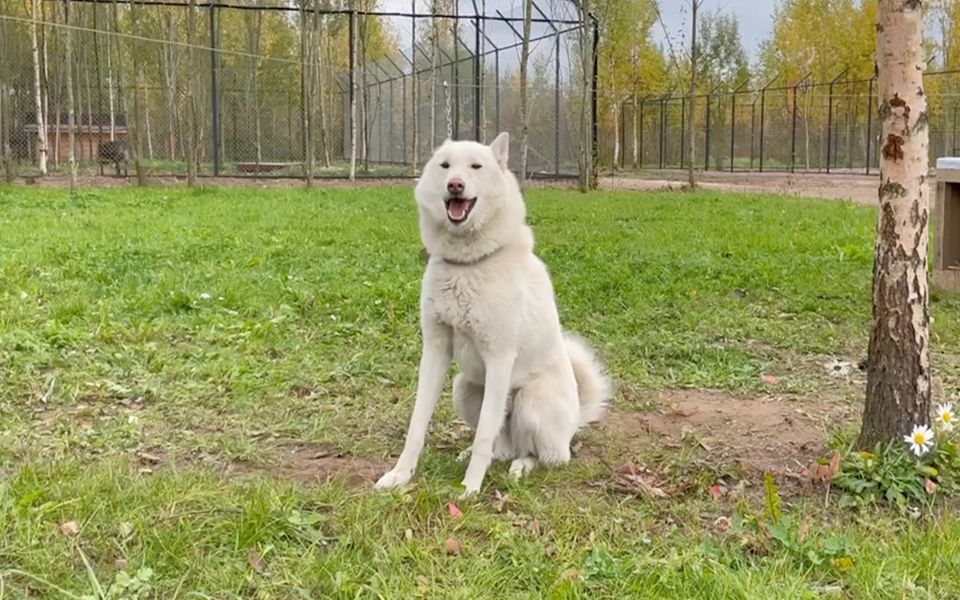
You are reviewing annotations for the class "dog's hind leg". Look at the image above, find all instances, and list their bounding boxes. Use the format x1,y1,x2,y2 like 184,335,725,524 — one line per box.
511,369,578,470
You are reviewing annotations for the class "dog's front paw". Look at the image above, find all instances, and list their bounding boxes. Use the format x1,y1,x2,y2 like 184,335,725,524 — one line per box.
458,483,480,500
375,467,413,489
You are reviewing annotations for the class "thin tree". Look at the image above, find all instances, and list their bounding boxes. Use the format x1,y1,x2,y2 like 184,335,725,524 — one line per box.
185,0,199,185
63,0,77,192
859,0,931,448
30,0,49,174
574,0,596,191
519,0,532,181
349,5,358,180
129,0,147,185
687,0,703,188
411,0,419,172
300,2,313,187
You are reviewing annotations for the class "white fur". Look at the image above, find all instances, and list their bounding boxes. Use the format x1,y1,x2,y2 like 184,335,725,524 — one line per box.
376,132,611,496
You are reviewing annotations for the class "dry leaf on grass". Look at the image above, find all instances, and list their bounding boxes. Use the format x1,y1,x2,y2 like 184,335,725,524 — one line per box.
247,549,268,574
59,521,80,537
447,502,464,519
445,537,462,556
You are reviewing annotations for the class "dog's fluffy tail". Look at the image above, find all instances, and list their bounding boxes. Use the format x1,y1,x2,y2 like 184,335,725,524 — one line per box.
564,332,611,427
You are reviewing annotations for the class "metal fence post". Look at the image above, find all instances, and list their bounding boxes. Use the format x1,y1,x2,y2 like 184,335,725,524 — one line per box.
758,75,778,173
679,95,685,169
826,67,849,174
639,97,645,169
730,79,748,172
866,75,875,175
790,73,811,173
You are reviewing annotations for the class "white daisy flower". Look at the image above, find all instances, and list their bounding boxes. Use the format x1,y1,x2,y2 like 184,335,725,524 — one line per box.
936,404,955,432
824,359,854,378
904,425,935,457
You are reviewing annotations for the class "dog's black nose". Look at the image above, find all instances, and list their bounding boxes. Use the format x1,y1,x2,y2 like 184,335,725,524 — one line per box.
447,177,465,195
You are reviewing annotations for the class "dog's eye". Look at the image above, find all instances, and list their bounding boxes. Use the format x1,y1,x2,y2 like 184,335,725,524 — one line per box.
440,161,450,169
471,163,482,170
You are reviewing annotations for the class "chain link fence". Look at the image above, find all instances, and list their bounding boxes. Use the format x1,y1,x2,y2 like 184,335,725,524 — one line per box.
601,70,960,176
0,0,593,183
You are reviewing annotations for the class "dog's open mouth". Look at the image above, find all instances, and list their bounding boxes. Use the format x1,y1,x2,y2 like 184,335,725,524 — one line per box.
445,197,477,224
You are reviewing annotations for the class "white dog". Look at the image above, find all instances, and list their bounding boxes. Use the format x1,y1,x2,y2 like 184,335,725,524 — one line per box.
375,132,610,495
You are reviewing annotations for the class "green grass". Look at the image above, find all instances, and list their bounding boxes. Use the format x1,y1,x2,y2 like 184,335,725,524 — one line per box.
2,184,960,597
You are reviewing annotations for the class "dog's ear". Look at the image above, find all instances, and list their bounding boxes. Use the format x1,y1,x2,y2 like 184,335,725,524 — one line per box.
490,132,509,170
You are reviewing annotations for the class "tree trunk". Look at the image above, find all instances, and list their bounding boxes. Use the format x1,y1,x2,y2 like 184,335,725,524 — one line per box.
411,0,419,172
349,7,358,180
64,0,77,192
519,0,532,181
632,91,639,169
859,0,931,449
185,0,198,185
31,0,48,174
130,0,147,185
430,3,438,148
687,0,699,187
611,100,620,171
300,4,313,187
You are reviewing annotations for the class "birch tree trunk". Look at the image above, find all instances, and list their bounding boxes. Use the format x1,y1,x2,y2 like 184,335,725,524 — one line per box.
519,0,532,181
31,0,49,174
300,4,313,187
64,0,77,192
687,0,699,187
348,7,358,181
859,0,931,448
185,0,198,185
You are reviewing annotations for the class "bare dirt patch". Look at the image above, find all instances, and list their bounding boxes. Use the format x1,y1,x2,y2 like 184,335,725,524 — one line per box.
601,170,896,206
228,443,389,487
597,389,856,475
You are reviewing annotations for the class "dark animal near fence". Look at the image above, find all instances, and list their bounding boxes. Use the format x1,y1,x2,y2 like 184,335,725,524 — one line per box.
98,140,130,177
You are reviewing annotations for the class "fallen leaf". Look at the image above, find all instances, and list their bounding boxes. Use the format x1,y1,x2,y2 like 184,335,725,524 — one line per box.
445,537,461,556
800,467,811,479
447,502,464,519
925,478,938,495
404,528,414,541
532,519,542,537
247,549,267,574
713,516,732,532
493,490,510,513
708,484,725,500
59,521,80,537
797,521,810,544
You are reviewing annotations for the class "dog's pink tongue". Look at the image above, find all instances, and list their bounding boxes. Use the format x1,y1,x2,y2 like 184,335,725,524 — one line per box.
447,199,469,220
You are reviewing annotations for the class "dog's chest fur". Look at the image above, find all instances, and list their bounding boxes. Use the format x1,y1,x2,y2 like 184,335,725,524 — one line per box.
425,261,510,346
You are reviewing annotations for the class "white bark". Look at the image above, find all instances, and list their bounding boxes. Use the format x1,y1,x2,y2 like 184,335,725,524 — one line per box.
31,0,48,174
64,0,77,192
349,8,358,180
861,0,931,447
519,0,532,181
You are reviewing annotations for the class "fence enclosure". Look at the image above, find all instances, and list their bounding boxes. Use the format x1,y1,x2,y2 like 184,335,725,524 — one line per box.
600,69,960,175
0,0,595,181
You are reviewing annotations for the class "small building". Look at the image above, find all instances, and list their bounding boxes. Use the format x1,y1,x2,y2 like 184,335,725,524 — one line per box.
21,112,127,163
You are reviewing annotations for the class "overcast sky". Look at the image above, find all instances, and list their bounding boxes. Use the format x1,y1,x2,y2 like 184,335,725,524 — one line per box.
652,0,777,63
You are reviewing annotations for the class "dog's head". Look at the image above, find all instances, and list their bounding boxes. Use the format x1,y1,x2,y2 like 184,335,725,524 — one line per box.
415,132,527,261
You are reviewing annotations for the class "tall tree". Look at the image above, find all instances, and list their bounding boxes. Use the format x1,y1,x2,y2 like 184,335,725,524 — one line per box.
859,0,931,448
519,0,532,181
30,0,49,174
63,0,77,192
687,0,703,187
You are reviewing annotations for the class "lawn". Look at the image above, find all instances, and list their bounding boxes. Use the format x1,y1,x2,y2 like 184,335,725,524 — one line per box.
2,184,960,598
